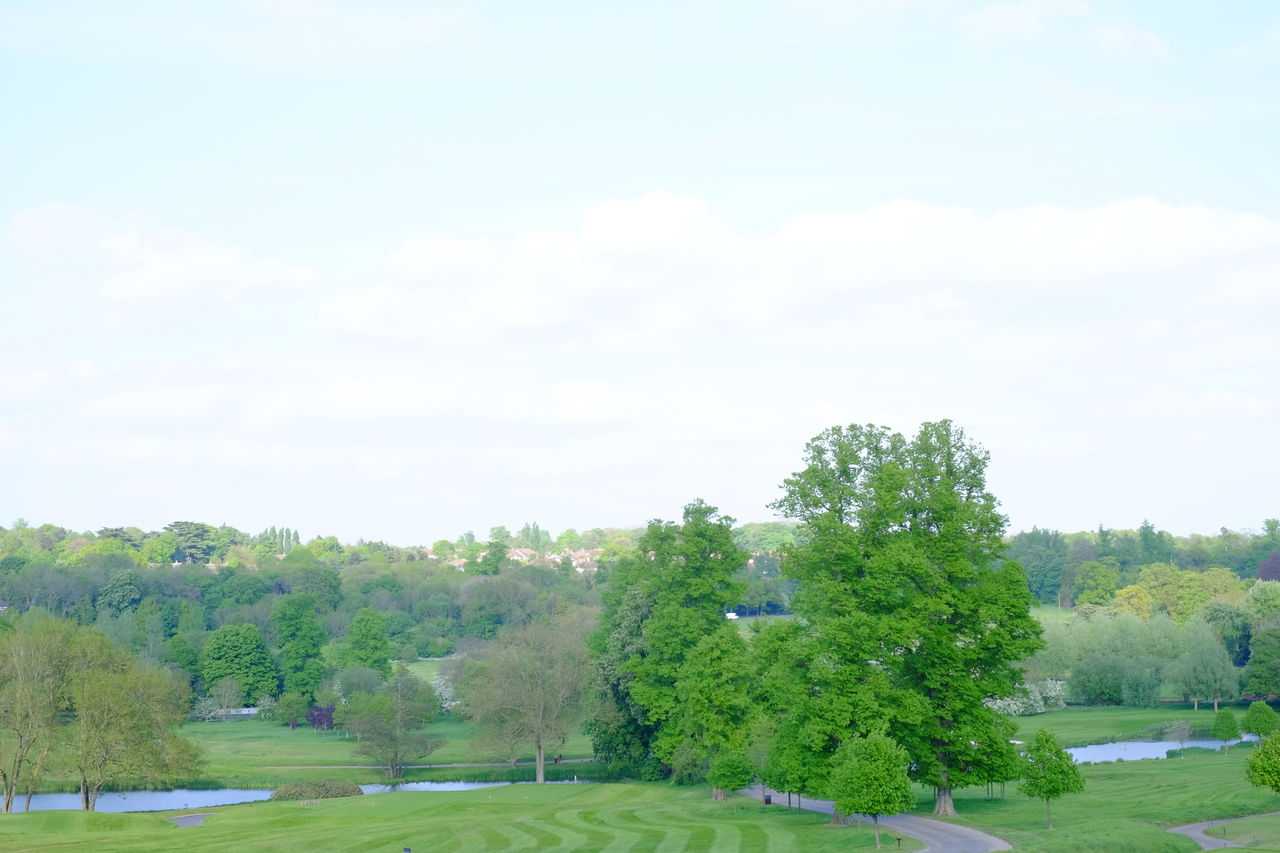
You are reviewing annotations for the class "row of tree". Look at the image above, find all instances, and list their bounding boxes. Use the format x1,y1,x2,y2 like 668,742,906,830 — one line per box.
0,616,200,812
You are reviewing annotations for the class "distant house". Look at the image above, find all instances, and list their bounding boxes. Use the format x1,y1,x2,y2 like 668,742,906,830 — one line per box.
507,547,536,562
725,612,740,620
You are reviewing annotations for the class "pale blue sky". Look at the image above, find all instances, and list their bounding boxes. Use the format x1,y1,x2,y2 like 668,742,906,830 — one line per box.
2,1,1278,543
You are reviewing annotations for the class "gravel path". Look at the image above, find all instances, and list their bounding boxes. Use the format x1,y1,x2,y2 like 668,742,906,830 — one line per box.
742,787,1012,853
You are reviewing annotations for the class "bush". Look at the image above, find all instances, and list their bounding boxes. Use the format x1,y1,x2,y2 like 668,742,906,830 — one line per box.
270,779,364,801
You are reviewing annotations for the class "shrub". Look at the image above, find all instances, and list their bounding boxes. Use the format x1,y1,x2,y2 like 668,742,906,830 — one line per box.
270,779,364,801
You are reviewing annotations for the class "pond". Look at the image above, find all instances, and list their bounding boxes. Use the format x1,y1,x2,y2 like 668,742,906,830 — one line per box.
18,780,587,813
1067,734,1257,764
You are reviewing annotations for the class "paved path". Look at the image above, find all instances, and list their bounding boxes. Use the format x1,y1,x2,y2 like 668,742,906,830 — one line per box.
743,787,1012,853
1169,811,1280,850
169,813,216,828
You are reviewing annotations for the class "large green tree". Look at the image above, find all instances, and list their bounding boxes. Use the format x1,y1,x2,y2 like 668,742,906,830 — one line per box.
771,421,1042,816
202,623,278,704
457,615,590,783
271,594,327,698
341,607,392,677
586,500,746,772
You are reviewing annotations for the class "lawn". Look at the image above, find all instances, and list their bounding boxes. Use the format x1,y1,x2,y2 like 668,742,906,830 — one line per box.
1009,704,1240,748
1199,813,1280,849
184,716,595,788
941,740,1280,851
0,784,922,853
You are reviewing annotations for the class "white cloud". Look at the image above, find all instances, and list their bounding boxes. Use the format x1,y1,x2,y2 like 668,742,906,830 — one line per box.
1090,22,1169,58
964,0,1090,42
4,195,1279,540
0,0,464,65
1228,18,1280,63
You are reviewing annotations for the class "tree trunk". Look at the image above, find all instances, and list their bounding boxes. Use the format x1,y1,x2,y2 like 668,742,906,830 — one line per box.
80,774,90,811
1194,698,1200,711
874,814,882,849
713,787,726,801
1215,696,1221,712
932,786,956,816
535,738,545,784
1045,798,1053,830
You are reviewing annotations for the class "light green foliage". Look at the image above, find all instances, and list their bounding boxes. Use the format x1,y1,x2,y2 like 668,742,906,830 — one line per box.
589,500,745,771
338,663,440,778
275,692,309,729
1019,729,1084,829
1074,561,1119,606
1212,708,1241,744
1248,734,1280,797
706,750,755,799
341,607,392,676
828,732,915,848
457,615,590,783
1246,581,1280,623
1244,700,1280,737
1164,719,1192,749
1165,618,1238,710
202,624,278,704
669,625,754,766
271,594,326,697
770,420,1042,816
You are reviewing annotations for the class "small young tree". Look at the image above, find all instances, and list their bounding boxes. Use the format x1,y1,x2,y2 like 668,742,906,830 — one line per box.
706,751,755,801
211,676,242,719
276,692,310,730
1165,720,1193,756
1213,708,1241,748
1244,701,1280,738
828,732,916,849
1019,730,1084,830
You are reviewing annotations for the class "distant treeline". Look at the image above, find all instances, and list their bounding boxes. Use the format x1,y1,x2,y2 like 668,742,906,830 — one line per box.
1007,520,1280,606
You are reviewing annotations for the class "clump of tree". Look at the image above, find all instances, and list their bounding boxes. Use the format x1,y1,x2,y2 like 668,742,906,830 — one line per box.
0,614,202,812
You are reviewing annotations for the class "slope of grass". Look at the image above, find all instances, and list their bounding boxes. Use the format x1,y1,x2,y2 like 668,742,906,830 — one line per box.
944,743,1279,852
1009,704,1237,748
1200,813,1280,849
0,784,922,853
183,716,595,788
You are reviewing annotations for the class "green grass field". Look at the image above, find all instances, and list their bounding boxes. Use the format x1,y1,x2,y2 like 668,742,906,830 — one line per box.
944,734,1279,851
1009,704,1239,747
0,784,922,853
184,716,595,788
1199,813,1280,849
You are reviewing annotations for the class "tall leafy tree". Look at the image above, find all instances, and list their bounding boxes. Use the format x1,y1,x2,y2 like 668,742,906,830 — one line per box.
456,615,590,783
341,607,392,676
1212,708,1241,746
202,623,278,704
1019,729,1084,830
271,594,326,698
771,421,1042,816
1244,700,1280,737
586,500,746,771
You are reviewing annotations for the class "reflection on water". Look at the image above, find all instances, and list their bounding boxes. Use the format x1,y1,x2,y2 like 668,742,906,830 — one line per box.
1067,734,1257,764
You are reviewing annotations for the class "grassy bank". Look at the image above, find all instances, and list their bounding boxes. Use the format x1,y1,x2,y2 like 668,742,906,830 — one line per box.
181,715,596,788
0,784,922,852
1009,704,1244,748
942,742,1279,852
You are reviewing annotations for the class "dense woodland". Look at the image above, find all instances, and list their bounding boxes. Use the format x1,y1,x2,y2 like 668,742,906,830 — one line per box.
1,422,1278,817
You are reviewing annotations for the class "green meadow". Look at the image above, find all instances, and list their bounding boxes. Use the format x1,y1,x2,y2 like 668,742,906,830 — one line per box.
0,784,921,853
1009,704,1233,748
184,716,596,789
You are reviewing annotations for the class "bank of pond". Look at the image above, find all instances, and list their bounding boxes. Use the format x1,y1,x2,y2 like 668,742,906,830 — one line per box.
12,735,1258,814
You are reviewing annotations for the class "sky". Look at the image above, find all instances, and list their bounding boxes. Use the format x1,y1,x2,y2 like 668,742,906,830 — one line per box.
2,0,1278,545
